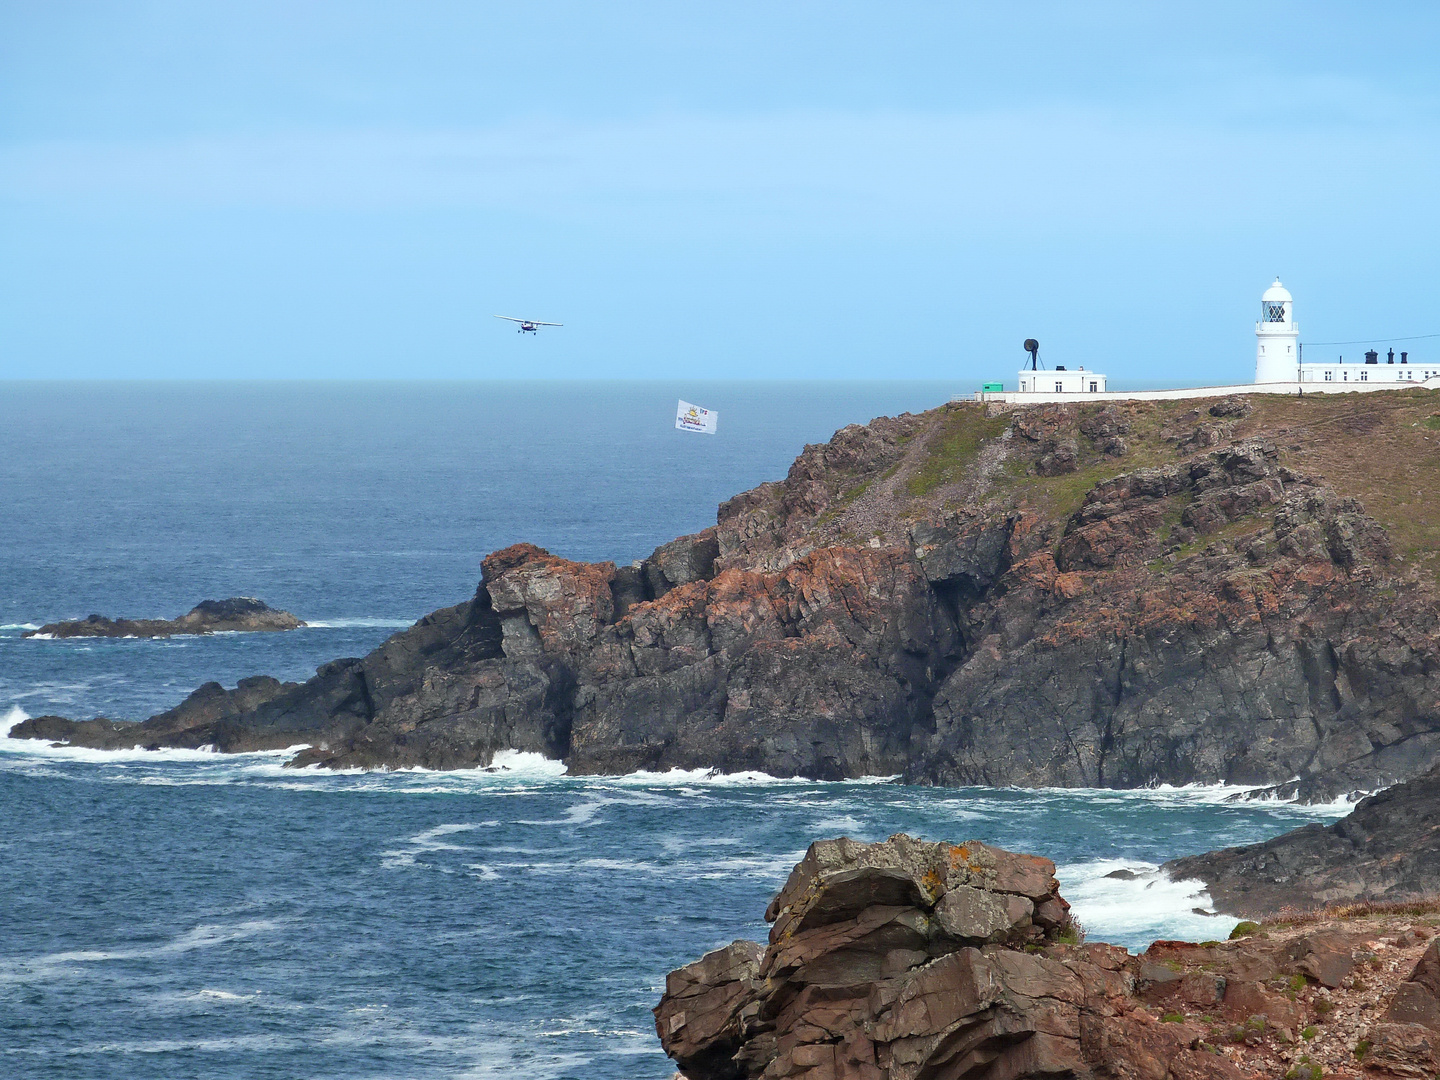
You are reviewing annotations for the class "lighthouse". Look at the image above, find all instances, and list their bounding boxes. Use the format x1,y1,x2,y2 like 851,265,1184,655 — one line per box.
1254,278,1299,383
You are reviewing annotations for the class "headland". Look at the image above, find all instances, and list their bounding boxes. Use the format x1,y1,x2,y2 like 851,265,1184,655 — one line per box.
11,388,1440,916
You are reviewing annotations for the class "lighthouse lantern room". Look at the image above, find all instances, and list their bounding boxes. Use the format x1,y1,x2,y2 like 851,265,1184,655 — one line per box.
1254,278,1299,383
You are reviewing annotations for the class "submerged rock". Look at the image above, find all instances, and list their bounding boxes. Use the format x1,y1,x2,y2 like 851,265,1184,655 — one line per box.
24,598,304,638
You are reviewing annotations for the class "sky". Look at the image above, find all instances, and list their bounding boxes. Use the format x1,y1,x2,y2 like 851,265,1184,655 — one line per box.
2,2,1438,383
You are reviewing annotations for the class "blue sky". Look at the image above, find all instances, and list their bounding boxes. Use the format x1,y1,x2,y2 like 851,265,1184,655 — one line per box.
2,2,1438,382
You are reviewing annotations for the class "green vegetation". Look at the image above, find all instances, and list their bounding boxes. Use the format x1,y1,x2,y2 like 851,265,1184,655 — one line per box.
1425,412,1440,431
905,406,1007,497
1353,1039,1372,1060
1229,921,1261,940
1301,1025,1319,1040
1161,1011,1184,1023
1284,1063,1322,1080
1051,923,1083,945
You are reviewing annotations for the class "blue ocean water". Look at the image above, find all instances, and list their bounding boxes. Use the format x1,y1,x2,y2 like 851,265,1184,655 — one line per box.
1,382,1345,1079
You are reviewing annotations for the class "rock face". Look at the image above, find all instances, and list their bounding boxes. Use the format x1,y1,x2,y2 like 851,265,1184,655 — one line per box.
656,835,1440,1080
653,833,1435,1080
1368,939,1440,1076
12,394,1440,795
24,598,304,638
1164,764,1440,916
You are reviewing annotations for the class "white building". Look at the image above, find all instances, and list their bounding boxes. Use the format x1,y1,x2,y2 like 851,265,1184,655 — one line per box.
1258,279,1440,385
1016,367,1107,394
971,278,1440,403
1254,278,1299,383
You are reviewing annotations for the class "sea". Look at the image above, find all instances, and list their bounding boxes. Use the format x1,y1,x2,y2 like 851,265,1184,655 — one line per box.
0,381,1350,1080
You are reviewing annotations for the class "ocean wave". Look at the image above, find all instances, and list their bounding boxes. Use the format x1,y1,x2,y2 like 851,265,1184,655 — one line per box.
1059,858,1235,949
988,780,1357,817
1,704,28,737
0,622,41,631
0,919,283,984
0,709,313,766
380,822,490,869
604,765,901,788
301,617,417,629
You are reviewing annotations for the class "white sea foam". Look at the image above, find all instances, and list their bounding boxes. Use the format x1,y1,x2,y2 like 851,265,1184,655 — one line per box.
486,748,569,779
1060,858,1236,949
516,794,620,826
0,708,310,766
380,822,487,868
1,705,28,738
0,919,282,984
607,765,900,788
986,780,1358,818
301,617,417,629
0,622,41,631
811,814,865,834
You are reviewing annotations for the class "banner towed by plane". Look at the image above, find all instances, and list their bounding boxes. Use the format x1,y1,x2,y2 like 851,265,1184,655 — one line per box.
675,400,718,434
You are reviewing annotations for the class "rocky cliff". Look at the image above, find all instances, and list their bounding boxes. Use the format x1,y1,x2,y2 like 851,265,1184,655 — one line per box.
1165,763,1440,917
12,391,1440,797
24,597,304,638
655,833,1440,1079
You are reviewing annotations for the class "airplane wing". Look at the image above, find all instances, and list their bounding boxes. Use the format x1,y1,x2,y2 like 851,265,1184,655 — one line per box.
493,316,563,326
493,315,524,323
529,320,563,326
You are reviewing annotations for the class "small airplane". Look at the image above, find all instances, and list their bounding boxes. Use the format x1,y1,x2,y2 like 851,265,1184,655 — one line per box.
494,315,563,334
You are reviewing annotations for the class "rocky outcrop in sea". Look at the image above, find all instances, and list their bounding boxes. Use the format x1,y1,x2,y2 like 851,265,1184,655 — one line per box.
24,597,304,638
12,394,1440,802
654,833,1440,1079
1165,763,1440,917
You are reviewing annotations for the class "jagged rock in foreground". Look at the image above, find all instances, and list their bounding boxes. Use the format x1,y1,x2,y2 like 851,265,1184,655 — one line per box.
24,597,304,638
655,834,1440,1080
12,393,1440,796
1165,764,1440,917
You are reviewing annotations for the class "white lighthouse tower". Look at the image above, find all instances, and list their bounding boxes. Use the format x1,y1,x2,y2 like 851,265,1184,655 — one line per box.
1254,278,1299,384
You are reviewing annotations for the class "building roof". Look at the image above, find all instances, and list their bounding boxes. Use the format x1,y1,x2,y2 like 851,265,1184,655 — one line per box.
1262,278,1292,303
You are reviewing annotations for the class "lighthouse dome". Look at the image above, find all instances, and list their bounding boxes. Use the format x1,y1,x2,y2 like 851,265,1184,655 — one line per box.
1262,278,1292,303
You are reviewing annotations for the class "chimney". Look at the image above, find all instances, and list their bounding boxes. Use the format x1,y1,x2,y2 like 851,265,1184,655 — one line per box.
1388,349,1395,364
1365,349,1379,365
1402,351,1409,364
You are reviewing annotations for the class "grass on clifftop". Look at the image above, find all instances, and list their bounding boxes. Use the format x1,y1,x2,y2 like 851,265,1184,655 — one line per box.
1247,389,1440,582
905,406,1007,497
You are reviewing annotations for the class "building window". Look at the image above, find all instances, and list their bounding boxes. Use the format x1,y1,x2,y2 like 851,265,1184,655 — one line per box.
1089,381,1098,392
1360,372,1367,381
1055,381,1063,393
1324,372,1332,381
1264,302,1287,322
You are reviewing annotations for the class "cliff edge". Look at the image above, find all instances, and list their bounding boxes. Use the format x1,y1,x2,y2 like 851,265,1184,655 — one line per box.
12,391,1440,799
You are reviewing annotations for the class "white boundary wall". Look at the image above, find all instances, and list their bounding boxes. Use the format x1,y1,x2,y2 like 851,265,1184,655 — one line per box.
962,376,1440,405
